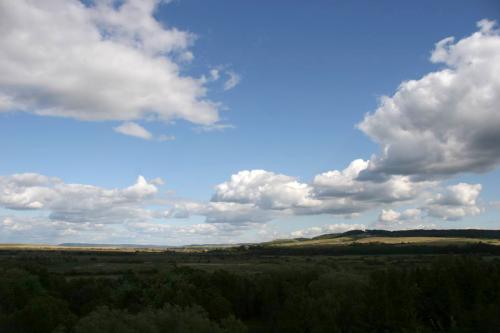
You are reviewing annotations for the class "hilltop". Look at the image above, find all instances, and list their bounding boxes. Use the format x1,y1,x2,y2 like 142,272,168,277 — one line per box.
259,229,500,252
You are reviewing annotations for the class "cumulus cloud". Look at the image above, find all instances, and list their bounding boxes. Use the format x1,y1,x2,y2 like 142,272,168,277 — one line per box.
212,170,320,210
375,182,482,227
313,159,433,203
0,0,222,133
0,171,487,243
373,207,441,230
358,19,500,179
166,161,436,225
168,160,482,226
378,208,422,223
166,200,281,225
0,214,246,245
0,174,158,223
378,209,403,223
0,215,113,243
426,183,482,220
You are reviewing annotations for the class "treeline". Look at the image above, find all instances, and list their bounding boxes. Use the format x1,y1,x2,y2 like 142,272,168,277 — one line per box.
245,242,500,256
1,256,500,332
314,229,500,240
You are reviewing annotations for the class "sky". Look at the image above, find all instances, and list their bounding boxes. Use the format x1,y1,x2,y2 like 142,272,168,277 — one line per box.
0,0,499,245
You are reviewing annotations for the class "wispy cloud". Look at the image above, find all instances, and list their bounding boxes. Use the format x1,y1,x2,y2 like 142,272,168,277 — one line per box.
114,122,153,140
224,71,241,91
193,123,236,133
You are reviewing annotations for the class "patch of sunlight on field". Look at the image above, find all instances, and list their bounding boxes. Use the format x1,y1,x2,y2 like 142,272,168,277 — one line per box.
270,237,500,247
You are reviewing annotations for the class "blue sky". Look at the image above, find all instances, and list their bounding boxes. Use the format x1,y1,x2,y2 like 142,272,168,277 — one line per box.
0,0,499,244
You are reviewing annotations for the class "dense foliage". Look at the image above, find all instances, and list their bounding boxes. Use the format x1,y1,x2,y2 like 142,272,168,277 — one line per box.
1,255,500,332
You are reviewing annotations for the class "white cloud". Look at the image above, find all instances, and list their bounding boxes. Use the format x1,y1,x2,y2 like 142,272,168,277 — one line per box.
223,71,241,91
375,183,482,226
212,170,320,210
157,134,176,141
210,69,220,81
0,214,247,245
0,215,113,243
313,159,432,203
0,174,159,224
313,159,369,196
378,209,402,223
378,208,422,223
201,67,240,91
426,183,482,220
0,171,487,243
0,0,222,133
193,123,235,133
114,122,153,140
358,20,500,179
149,177,165,186
166,162,437,225
166,200,281,225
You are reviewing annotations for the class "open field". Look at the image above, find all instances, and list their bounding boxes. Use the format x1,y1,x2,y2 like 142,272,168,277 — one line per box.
3,228,500,253
268,236,500,247
1,230,500,277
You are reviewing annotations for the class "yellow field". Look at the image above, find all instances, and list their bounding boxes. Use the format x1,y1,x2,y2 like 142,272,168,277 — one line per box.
2,236,500,252
269,236,500,247
0,243,165,252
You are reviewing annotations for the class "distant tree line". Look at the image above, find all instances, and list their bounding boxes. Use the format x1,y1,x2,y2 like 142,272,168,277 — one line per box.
314,229,500,240
1,255,500,332
243,242,500,256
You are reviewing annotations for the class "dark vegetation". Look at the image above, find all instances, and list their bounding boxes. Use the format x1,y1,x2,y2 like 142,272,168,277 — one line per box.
1,232,500,332
247,242,500,256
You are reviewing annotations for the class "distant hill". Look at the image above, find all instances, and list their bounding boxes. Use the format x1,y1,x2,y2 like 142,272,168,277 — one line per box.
312,229,500,240
58,243,171,248
58,242,241,249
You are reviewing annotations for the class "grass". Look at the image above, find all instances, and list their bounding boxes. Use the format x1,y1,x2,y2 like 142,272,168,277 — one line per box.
267,236,500,247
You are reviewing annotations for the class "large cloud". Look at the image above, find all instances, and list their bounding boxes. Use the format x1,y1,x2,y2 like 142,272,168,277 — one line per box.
358,20,500,179
374,182,482,228
166,200,280,225
167,161,437,224
0,214,245,245
0,173,158,223
313,159,433,203
0,0,220,132
0,170,486,244
212,170,320,210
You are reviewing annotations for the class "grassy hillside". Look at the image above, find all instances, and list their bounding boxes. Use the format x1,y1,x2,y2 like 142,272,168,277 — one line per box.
263,229,500,248
1,229,500,255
